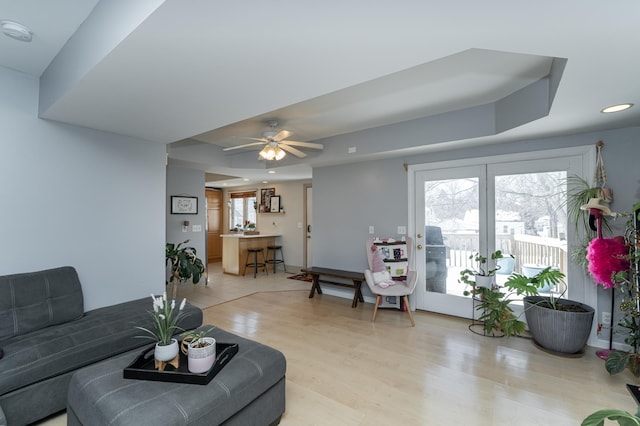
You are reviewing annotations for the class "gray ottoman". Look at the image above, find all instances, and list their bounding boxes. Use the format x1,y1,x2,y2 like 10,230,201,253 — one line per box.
67,327,286,426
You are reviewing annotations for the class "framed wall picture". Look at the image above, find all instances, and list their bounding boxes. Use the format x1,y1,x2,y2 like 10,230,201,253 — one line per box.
270,195,280,212
171,196,198,214
261,188,275,212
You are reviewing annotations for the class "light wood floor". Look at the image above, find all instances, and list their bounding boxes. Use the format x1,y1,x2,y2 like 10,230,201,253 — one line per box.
38,262,636,425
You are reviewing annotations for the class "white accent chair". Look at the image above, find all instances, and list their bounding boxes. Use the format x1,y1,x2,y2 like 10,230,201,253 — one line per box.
364,237,417,326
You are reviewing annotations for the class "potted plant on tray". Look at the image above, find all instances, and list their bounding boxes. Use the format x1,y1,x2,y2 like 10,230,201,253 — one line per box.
166,240,206,299
180,327,217,374
136,293,191,369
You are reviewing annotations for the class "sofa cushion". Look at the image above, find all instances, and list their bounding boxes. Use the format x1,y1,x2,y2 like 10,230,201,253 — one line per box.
0,297,202,397
0,266,84,341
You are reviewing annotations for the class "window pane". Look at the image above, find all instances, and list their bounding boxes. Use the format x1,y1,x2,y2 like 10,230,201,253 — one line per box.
494,171,567,295
246,197,257,225
231,198,243,229
424,177,479,295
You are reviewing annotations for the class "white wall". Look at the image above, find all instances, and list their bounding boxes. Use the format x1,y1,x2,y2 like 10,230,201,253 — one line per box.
0,66,167,310
166,166,206,260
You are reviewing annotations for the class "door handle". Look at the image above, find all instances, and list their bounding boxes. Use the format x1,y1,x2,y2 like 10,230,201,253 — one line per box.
417,244,423,250
307,225,311,233
417,233,423,239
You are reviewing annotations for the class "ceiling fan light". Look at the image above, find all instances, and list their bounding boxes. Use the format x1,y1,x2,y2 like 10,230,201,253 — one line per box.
274,146,286,160
259,146,277,160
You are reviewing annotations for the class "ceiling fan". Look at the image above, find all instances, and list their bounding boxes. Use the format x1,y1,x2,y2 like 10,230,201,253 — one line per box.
223,120,323,160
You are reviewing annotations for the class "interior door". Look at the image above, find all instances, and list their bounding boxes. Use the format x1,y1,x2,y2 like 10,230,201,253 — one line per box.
413,165,485,318
206,188,222,262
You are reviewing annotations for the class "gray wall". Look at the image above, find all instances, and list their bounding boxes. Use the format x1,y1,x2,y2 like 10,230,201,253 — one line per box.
166,166,206,263
312,126,640,340
0,66,166,310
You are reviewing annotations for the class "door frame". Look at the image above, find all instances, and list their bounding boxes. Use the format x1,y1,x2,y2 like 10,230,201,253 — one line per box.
303,183,312,268
407,145,600,344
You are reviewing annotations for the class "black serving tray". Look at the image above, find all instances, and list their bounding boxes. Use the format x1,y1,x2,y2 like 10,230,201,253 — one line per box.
123,342,238,385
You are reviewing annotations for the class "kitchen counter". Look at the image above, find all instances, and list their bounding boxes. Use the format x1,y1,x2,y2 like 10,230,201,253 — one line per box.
221,233,281,275
221,233,281,239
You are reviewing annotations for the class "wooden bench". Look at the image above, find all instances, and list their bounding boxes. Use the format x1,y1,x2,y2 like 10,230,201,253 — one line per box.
301,267,365,308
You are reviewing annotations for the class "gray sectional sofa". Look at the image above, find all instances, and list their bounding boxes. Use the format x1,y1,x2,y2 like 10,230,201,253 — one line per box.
0,266,203,426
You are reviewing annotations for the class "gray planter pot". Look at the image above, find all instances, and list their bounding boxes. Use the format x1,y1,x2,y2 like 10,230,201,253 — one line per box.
523,296,595,355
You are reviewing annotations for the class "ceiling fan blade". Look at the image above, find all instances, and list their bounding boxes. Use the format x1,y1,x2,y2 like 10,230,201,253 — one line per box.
222,141,266,151
243,137,268,142
279,144,307,158
273,130,292,142
280,140,323,150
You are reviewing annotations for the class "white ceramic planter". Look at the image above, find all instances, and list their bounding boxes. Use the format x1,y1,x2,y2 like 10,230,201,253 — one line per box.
187,337,216,373
475,274,495,289
154,338,179,362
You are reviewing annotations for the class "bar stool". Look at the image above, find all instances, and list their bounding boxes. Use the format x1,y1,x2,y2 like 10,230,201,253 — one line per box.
244,248,267,278
266,245,287,273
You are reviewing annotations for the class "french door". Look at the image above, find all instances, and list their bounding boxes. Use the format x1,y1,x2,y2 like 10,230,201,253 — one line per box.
411,148,592,319
413,165,484,317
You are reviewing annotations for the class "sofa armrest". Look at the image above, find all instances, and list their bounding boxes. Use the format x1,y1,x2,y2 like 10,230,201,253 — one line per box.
0,403,7,426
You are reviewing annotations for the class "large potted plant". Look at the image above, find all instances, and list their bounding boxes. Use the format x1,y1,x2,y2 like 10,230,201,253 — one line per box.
520,272,595,355
166,240,206,299
467,266,564,338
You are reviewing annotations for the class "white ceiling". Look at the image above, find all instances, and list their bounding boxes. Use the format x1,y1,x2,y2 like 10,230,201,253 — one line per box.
2,1,639,187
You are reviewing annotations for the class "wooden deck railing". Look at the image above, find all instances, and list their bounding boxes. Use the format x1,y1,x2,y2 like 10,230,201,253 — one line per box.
442,233,568,275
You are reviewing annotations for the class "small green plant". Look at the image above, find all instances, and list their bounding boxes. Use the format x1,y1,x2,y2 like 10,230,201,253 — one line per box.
180,326,216,344
136,293,190,345
180,326,216,349
459,250,511,289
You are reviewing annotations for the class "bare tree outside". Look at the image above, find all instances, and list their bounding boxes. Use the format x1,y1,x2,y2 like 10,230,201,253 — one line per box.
423,170,568,297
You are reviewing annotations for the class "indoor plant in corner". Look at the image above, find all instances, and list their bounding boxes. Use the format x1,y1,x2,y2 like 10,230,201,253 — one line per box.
166,240,206,299
513,269,595,355
136,292,190,370
465,265,564,338
602,204,640,379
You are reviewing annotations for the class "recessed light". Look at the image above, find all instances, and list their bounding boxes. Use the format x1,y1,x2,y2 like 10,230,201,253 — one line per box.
267,170,276,174
262,181,268,184
601,103,633,113
1,20,32,42
243,178,250,181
